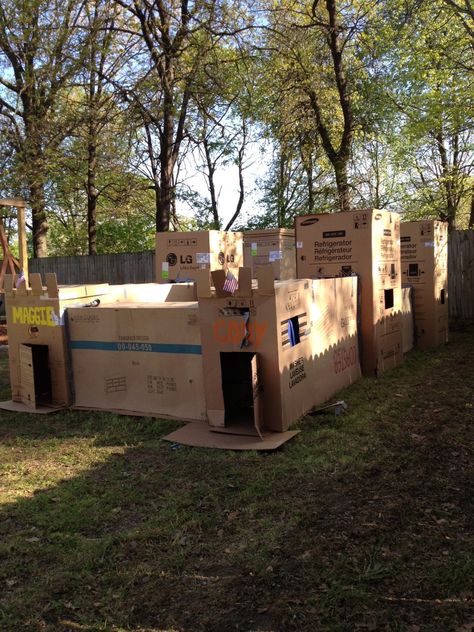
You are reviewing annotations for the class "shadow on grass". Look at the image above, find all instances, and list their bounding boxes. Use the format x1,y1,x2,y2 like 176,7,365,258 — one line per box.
0,328,473,631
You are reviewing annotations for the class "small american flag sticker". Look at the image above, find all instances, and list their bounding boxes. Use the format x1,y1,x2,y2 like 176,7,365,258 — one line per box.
223,271,238,294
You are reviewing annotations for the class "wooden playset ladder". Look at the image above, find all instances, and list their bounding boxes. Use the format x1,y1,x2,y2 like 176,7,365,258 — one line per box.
0,198,28,290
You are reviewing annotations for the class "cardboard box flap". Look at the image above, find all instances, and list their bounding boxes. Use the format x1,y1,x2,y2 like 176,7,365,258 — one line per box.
29,273,44,296
256,265,275,296
3,273,14,293
45,273,59,298
211,269,227,297
162,422,300,451
235,267,252,297
194,270,212,298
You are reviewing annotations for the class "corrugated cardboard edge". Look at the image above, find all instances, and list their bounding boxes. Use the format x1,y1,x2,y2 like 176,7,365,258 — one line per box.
162,422,300,451
0,400,64,414
72,405,206,424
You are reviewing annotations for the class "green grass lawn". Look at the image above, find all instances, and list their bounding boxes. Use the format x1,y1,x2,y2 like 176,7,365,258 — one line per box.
0,329,473,632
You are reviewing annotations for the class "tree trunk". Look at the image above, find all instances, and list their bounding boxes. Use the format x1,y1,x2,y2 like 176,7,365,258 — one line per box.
203,137,220,228
334,159,351,212
30,177,48,258
87,134,98,255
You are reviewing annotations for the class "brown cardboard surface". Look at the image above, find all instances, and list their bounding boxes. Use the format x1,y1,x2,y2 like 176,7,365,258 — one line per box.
198,276,361,433
401,221,448,349
0,399,63,414
309,277,361,404
155,231,243,283
4,274,111,408
401,286,414,354
243,229,296,280
68,301,206,421
162,422,300,450
295,209,403,376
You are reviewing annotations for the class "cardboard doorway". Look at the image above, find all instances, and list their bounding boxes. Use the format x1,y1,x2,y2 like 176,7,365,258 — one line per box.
218,352,263,438
19,343,52,408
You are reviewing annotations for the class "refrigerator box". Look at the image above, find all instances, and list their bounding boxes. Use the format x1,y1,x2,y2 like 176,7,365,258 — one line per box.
401,285,414,354
155,230,243,283
295,209,403,376
197,270,360,434
243,228,296,280
3,272,110,409
68,301,206,421
400,220,448,349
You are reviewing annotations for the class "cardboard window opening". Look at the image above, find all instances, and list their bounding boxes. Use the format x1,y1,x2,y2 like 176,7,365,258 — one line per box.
287,316,300,347
384,289,394,310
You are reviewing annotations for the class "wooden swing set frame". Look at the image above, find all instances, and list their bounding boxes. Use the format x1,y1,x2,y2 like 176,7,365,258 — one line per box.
0,198,28,290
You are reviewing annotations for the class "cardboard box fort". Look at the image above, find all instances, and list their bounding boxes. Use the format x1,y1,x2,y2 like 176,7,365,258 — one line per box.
197,268,361,434
67,301,206,421
243,228,296,280
400,220,448,349
3,272,110,409
295,209,403,376
401,285,414,354
155,230,243,283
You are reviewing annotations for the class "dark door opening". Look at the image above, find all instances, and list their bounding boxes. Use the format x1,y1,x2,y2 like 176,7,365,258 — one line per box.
219,352,262,436
20,344,52,407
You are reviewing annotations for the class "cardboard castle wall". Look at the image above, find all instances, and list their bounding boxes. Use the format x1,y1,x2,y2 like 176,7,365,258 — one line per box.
68,301,206,421
155,230,243,283
4,268,361,436
400,220,448,349
295,209,403,376
243,228,296,280
198,270,361,433
3,273,110,408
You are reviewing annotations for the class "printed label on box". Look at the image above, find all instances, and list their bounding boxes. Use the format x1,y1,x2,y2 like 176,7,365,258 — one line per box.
269,250,282,262
424,241,434,248
296,241,303,249
162,261,169,279
251,242,257,256
196,252,210,264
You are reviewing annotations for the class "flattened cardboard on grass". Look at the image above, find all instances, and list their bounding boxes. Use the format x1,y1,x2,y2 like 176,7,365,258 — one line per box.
155,230,243,283
162,422,300,451
295,209,403,376
68,301,206,421
0,400,63,414
243,228,296,280
3,273,111,409
197,269,360,434
401,220,448,349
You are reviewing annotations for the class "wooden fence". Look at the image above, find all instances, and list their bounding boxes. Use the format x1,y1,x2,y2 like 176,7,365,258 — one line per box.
448,230,474,322
24,229,474,321
28,251,156,285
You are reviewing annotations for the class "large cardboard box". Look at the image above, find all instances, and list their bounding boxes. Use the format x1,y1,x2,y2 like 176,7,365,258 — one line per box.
68,301,206,421
400,220,448,349
243,228,296,280
295,209,403,376
4,273,110,408
155,230,243,283
197,271,360,433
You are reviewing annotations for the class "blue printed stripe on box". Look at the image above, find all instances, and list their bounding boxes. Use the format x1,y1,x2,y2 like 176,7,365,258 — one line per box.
70,341,202,355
